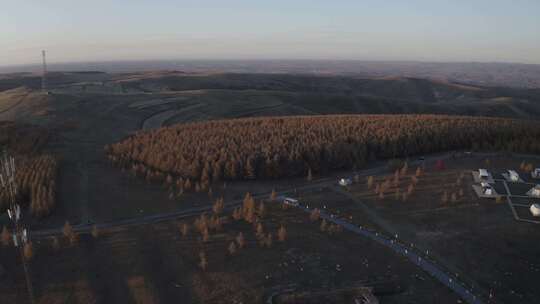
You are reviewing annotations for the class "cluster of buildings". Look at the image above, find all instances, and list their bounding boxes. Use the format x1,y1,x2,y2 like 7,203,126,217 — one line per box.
473,167,540,218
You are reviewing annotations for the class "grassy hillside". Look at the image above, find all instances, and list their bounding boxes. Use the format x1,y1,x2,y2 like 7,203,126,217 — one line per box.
116,73,540,120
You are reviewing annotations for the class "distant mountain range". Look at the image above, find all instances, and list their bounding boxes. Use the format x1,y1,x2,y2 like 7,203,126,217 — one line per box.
2,60,540,89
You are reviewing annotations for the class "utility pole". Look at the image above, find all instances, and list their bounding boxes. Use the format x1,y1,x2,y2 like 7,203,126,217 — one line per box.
41,50,48,92
0,151,35,304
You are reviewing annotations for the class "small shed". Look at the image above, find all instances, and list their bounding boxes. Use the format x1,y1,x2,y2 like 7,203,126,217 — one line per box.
530,204,540,217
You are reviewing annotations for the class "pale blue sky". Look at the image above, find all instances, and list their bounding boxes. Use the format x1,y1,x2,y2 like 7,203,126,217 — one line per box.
2,0,540,66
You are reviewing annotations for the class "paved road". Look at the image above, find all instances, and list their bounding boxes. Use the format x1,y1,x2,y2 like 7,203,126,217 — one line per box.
293,203,484,304
31,178,340,238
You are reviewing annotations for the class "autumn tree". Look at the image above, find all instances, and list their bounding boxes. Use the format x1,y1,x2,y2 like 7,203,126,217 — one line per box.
309,209,321,222
180,222,189,237
91,225,99,238
441,191,449,204
228,241,237,255
451,192,457,203
51,236,60,251
367,176,374,189
320,219,328,232
407,184,415,196
63,221,78,245
265,233,273,248
255,223,265,240
202,227,209,242
242,192,256,223
307,168,313,182
1,226,10,247
212,197,224,215
278,225,287,242
393,170,400,187
232,207,242,221
257,201,266,218
199,251,208,271
23,242,33,260
270,189,277,201
400,162,408,176
236,232,245,249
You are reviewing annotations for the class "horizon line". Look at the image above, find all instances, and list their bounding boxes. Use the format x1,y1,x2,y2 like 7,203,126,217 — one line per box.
2,57,540,70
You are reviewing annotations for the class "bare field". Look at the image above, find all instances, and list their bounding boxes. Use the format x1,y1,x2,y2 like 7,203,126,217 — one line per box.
1,203,461,304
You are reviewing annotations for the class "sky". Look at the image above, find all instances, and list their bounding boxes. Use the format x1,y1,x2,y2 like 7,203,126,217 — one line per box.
2,0,540,66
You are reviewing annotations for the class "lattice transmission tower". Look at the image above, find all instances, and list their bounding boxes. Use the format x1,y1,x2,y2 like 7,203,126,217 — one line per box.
41,50,48,92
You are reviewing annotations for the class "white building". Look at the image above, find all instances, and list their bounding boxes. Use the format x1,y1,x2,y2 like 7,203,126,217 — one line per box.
530,204,540,217
528,185,540,198
508,170,520,182
479,169,489,179
338,178,352,186
481,182,494,196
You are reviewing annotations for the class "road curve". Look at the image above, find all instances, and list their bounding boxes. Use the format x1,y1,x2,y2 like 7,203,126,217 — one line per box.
293,203,484,304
